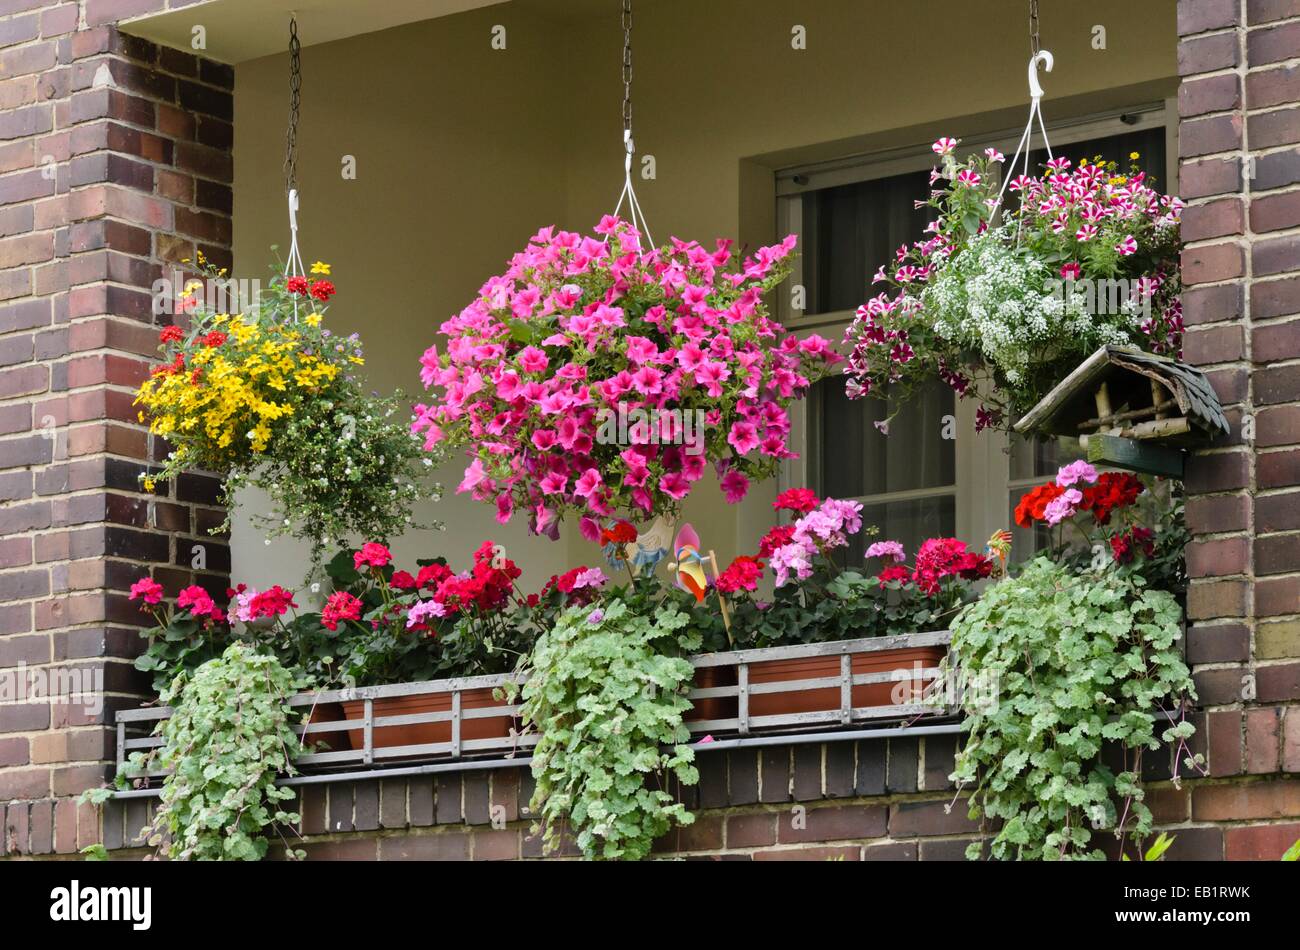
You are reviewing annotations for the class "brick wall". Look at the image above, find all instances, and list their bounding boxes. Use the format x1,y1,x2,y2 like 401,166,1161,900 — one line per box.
1175,0,1300,855
0,1,232,856
4,0,1300,862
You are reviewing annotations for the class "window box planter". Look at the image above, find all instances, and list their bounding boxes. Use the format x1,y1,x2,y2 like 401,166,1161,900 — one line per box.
112,631,951,782
338,687,514,752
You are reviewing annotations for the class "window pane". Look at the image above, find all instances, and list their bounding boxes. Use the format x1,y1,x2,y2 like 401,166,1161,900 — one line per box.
801,168,932,315
1009,433,1085,482
816,376,955,500
856,496,957,567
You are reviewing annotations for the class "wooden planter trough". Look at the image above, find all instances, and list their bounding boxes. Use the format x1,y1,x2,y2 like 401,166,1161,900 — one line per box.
112,632,951,781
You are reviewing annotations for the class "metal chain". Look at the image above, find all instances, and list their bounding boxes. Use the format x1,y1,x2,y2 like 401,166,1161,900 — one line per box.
621,0,633,133
1029,0,1041,57
284,15,302,194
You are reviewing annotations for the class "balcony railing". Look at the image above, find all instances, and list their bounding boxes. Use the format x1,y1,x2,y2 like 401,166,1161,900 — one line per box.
113,631,955,791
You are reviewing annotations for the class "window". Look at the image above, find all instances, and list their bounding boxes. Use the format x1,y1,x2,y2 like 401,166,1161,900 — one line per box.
777,104,1174,561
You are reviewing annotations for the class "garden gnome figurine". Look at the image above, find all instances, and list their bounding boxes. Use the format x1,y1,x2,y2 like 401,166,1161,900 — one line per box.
671,523,709,603
630,515,672,574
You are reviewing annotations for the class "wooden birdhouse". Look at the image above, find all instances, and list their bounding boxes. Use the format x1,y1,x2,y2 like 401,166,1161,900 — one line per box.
1014,345,1230,479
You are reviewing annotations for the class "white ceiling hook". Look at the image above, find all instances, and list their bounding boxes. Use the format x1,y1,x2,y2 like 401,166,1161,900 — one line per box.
1028,49,1053,101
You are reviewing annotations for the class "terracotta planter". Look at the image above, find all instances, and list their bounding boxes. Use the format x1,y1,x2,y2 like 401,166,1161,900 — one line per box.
684,665,737,723
340,687,513,752
747,646,946,719
298,701,348,753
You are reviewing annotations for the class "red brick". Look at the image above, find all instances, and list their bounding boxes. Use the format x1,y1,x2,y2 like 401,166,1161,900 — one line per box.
1225,822,1300,860
1185,451,1249,493
1248,0,1300,24
1256,533,1300,575
1193,779,1300,819
1248,20,1300,66
1178,0,1241,34
1181,242,1245,283
1187,578,1250,620
1248,65,1300,112
1260,448,1300,488
1179,73,1242,118
1184,324,1244,363
1245,707,1284,774
470,828,519,861
1250,107,1300,150
1257,659,1300,697
1259,491,1300,531
1285,709,1300,772
1254,146,1300,192
377,833,471,861
724,811,777,849
1253,234,1300,278
1182,281,1244,325
1257,362,1300,404
887,799,979,837
1187,536,1250,577
1252,191,1300,233
1178,32,1241,76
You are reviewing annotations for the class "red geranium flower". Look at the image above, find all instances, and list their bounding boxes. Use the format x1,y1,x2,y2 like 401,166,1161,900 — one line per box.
390,570,418,590
1014,482,1065,528
876,565,910,588
353,542,393,570
286,275,309,295
758,523,796,558
309,279,336,302
202,330,227,348
600,520,638,546
773,488,819,514
716,555,765,594
129,577,164,605
322,591,362,631
158,325,184,344
1081,472,1143,525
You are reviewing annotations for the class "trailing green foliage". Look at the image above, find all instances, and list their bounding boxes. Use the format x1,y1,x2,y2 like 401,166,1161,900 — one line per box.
949,556,1199,860
516,595,700,860
118,643,307,860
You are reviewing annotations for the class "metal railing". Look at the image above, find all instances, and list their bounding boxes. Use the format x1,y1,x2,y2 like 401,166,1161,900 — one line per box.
113,631,953,785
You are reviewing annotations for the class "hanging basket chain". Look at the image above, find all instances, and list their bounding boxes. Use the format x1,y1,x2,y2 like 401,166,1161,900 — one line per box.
1029,0,1040,57
622,0,633,134
609,0,653,248
282,15,306,314
284,15,302,196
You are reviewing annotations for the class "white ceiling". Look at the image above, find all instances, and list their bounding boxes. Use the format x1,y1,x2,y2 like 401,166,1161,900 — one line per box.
120,0,511,64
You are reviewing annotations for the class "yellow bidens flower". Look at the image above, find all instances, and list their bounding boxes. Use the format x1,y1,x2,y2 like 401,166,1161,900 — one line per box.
1129,151,1140,160
310,261,332,276
305,313,322,327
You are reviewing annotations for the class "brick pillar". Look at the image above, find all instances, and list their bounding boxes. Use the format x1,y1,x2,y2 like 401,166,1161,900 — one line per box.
1,3,232,856
1178,0,1300,857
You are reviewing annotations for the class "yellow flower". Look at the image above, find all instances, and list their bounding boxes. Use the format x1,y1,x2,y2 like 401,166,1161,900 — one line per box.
305,313,322,327
1129,151,1140,160
142,476,156,492
310,261,331,276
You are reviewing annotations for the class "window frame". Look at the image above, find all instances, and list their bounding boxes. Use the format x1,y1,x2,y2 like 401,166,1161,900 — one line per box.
777,100,1177,550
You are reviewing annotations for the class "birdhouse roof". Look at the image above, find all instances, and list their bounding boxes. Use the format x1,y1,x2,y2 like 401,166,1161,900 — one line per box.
1013,345,1231,442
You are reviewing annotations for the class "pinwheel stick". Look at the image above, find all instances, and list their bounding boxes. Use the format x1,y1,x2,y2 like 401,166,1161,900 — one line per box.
706,549,733,645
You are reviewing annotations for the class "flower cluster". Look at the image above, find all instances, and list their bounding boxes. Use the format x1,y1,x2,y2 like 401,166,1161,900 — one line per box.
413,216,842,536
1014,461,1145,529
769,497,864,587
869,537,993,596
134,255,437,560
843,139,1183,426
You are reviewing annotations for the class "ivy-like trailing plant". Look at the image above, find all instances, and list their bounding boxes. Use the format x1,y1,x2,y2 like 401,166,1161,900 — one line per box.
947,556,1200,861
515,593,700,860
92,643,308,861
